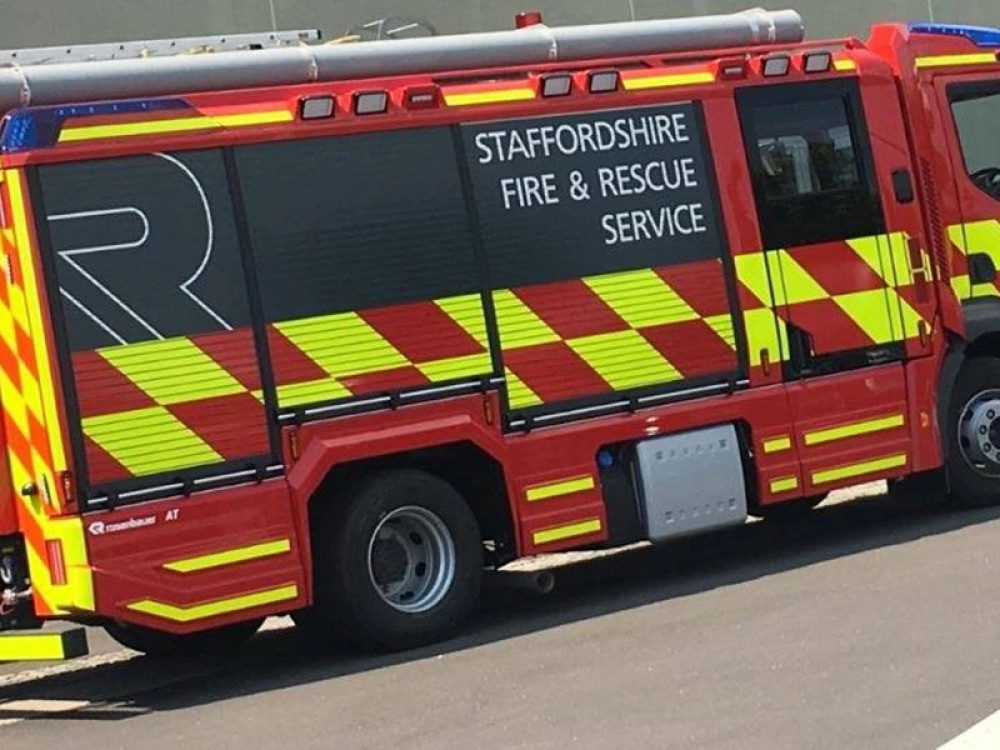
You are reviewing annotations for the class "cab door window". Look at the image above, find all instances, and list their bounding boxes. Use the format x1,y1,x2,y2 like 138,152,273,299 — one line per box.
951,81,1000,199
738,81,885,249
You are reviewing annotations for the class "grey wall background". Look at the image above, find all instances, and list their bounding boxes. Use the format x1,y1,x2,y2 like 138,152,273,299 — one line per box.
4,1,1000,49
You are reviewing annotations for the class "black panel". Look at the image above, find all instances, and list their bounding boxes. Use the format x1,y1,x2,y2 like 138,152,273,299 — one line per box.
37,150,252,351
234,127,480,322
462,103,723,288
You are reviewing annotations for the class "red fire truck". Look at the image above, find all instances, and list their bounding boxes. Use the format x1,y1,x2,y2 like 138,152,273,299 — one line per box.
0,7,999,658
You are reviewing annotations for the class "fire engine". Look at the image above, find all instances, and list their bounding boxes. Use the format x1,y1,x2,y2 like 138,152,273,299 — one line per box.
0,6,999,659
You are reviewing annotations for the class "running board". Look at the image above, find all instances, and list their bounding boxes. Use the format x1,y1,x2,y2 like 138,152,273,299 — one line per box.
0,628,88,661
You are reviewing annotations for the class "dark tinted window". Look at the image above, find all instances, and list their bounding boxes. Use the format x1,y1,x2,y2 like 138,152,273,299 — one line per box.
37,149,252,351
738,81,884,249
235,127,479,323
950,81,1000,200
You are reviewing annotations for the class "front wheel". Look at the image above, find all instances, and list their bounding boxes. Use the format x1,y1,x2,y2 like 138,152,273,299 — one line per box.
311,470,483,651
947,357,1000,507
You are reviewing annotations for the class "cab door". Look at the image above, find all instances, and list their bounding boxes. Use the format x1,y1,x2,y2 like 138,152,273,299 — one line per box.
737,76,928,496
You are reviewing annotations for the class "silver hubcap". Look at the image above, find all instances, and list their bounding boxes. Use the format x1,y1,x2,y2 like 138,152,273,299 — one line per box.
958,389,1000,478
367,506,455,613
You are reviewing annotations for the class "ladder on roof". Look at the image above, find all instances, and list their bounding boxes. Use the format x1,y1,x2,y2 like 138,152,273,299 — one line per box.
0,29,321,66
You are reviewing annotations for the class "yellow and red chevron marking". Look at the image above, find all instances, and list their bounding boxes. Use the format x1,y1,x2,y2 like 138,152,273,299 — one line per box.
0,169,92,617
268,294,493,409
493,259,737,410
72,328,271,484
948,220,1000,300
735,233,928,363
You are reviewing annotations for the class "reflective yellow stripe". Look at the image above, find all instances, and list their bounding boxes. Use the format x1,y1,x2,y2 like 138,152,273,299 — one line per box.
763,436,792,454
58,110,293,142
568,329,681,391
770,477,799,494
163,539,291,573
742,308,789,367
532,519,602,546
623,71,714,90
834,59,857,72
805,414,904,447
127,584,298,623
773,250,827,305
443,88,535,107
0,629,88,661
435,294,490,349
83,405,222,476
505,368,542,409
276,312,408,378
812,453,908,486
584,268,697,328
705,314,737,350
100,338,245,405
916,53,996,69
526,475,596,503
492,290,560,350
275,377,351,407
416,352,492,382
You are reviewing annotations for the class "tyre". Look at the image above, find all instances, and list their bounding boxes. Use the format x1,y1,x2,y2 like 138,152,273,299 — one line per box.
311,470,482,652
946,356,1000,507
104,617,263,657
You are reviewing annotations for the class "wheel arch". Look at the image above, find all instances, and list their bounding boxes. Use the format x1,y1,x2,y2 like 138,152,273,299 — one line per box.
938,298,1000,460
300,440,517,570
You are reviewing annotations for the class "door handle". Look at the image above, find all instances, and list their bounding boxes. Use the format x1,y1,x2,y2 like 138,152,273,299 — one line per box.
907,236,929,302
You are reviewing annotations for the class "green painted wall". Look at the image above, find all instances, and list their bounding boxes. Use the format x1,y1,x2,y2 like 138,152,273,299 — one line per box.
5,1,1000,49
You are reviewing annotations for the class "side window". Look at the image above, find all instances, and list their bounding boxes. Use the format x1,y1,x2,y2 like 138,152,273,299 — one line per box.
738,81,884,249
950,81,1000,199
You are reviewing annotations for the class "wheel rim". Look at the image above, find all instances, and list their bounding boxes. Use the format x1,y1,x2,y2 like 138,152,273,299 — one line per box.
958,389,1000,478
367,506,456,613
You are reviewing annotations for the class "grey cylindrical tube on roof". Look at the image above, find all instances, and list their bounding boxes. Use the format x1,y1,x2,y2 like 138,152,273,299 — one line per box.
0,8,803,112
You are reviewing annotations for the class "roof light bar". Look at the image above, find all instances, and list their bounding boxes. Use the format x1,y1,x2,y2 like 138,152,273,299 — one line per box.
541,74,572,97
803,51,832,73
762,55,790,77
354,91,388,115
299,95,334,120
588,70,620,93
910,23,1000,48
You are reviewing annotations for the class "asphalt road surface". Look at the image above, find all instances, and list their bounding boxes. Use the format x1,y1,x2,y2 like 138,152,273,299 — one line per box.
2,485,1000,749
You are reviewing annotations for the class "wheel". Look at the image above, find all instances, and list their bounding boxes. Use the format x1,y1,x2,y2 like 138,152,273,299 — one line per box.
311,470,482,651
104,617,263,657
753,494,826,521
947,357,1000,507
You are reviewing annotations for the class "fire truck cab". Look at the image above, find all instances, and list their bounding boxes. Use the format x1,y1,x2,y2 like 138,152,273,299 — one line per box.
0,9,999,657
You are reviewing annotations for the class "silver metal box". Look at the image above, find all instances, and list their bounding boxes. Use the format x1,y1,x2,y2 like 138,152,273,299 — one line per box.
635,423,747,542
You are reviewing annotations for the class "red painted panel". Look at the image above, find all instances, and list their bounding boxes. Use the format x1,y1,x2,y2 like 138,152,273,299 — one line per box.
360,301,485,363
514,279,628,339
168,392,271,460
642,319,736,378
72,351,155,418
192,328,263,391
655,260,731,317
503,341,611,403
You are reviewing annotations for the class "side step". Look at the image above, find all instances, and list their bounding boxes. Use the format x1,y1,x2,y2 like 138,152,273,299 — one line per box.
0,628,88,662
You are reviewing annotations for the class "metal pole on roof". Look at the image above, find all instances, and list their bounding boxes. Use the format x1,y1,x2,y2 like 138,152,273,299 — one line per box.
628,0,637,22
926,0,935,22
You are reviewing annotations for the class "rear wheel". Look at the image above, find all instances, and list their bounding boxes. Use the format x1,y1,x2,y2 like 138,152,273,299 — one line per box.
947,357,1000,507
104,618,263,657
311,470,482,651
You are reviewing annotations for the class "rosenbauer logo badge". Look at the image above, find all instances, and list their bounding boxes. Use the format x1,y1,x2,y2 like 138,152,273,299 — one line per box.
87,516,156,536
